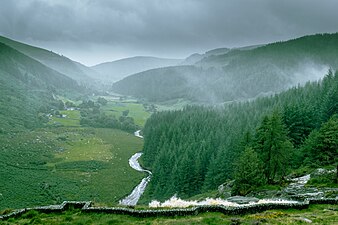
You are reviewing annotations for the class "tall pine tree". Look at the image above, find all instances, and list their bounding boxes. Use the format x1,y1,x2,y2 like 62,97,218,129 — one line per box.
254,110,293,184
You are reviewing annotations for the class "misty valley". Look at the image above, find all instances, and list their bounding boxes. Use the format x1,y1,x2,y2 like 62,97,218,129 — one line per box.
0,33,337,224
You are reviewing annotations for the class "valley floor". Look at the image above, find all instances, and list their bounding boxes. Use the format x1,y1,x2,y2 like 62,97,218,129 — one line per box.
0,127,144,210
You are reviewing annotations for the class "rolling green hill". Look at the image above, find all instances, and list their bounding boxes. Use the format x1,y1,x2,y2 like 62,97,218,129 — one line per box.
92,56,182,82
112,33,338,103
0,36,99,84
0,42,80,131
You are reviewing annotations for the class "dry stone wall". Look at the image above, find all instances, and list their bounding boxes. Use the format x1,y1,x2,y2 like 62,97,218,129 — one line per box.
1,198,337,220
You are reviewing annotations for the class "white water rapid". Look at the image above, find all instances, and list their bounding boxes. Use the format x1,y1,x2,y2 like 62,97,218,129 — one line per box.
119,131,151,206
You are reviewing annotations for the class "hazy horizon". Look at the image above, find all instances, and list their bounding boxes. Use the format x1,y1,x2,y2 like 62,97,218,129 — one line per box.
1,0,338,66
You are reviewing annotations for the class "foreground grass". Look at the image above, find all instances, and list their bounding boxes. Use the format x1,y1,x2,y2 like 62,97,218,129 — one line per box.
2,204,337,224
0,128,144,210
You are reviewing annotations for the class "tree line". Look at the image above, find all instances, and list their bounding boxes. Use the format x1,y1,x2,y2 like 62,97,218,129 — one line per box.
141,70,338,201
79,98,139,133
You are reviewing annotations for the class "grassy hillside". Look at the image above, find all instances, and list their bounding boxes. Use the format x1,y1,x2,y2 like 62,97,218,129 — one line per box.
92,56,182,82
112,33,338,103
0,36,98,84
0,42,81,131
0,42,150,209
113,65,205,102
0,128,144,210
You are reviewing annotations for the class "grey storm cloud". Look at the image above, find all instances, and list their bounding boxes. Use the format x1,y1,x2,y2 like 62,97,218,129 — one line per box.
1,0,338,65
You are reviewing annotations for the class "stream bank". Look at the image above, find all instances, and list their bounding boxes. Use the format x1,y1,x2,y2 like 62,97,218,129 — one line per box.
119,131,151,206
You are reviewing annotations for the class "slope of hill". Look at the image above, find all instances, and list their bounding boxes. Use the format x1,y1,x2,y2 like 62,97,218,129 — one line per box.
91,56,182,82
140,71,338,201
0,36,99,84
180,48,231,65
0,42,80,131
113,33,338,103
180,45,263,65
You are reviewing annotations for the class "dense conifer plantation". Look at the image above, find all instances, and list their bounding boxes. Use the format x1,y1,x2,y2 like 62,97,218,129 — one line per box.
142,71,338,201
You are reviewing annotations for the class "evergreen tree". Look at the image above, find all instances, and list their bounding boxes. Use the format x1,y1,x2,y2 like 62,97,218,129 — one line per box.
254,110,293,184
302,115,338,167
232,147,265,195
142,71,337,201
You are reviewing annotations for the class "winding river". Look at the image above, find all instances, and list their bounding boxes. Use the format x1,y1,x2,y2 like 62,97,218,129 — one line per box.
119,131,152,206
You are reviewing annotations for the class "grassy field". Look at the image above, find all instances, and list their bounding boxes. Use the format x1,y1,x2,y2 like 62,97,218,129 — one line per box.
101,100,150,127
1,204,337,224
48,110,81,127
0,128,144,210
49,95,151,128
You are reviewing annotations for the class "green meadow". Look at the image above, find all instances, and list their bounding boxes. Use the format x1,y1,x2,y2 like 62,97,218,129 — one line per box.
0,128,144,210
101,100,151,127
48,110,81,127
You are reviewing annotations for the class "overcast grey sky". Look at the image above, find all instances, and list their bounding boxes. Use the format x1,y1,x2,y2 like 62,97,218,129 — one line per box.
1,0,338,66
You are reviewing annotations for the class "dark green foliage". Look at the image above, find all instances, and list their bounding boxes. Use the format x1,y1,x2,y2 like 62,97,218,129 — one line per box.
302,115,338,167
113,66,201,102
79,101,139,133
253,111,293,184
65,101,76,108
97,97,108,106
142,71,338,201
122,109,130,117
307,171,337,187
232,147,265,195
282,104,317,148
113,33,338,103
0,42,81,132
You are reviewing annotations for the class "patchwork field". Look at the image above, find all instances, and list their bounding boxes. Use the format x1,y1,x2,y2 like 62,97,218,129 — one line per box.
48,110,81,127
49,96,151,128
0,128,144,210
101,100,151,127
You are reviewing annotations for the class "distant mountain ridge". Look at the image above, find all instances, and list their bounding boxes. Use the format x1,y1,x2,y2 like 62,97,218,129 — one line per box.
91,56,182,82
180,45,263,65
0,36,99,85
112,33,338,103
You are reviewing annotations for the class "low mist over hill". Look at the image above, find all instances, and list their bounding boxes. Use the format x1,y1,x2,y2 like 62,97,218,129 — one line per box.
91,56,182,82
112,33,338,103
0,36,99,85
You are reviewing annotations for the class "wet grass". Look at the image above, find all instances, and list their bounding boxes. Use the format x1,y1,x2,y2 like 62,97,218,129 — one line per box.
0,128,144,210
49,96,151,128
101,101,150,127
48,110,81,127
2,204,337,224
